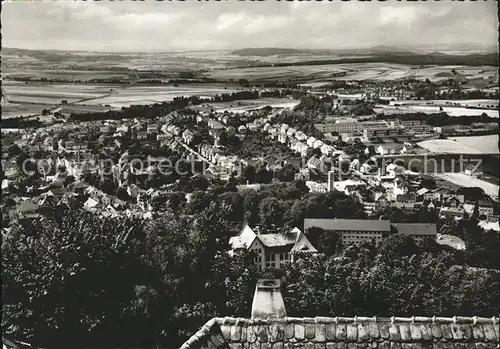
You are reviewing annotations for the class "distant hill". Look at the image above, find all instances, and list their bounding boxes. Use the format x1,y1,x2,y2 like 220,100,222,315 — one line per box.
231,48,335,56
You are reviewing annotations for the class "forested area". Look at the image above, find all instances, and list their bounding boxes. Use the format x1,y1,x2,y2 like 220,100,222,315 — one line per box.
3,181,500,348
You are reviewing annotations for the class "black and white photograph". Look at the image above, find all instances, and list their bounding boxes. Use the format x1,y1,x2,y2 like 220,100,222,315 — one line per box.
1,1,499,349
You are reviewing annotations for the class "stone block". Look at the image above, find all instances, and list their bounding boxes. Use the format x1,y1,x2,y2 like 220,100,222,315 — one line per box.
269,323,284,343
482,324,496,342
368,323,380,339
306,324,316,340
472,325,485,341
232,325,242,342
399,324,411,342
285,325,295,339
389,325,400,341
336,324,347,341
409,324,422,341
431,324,442,340
248,326,257,343
440,325,453,340
379,324,390,340
295,325,305,341
259,325,269,343
222,325,232,340
314,324,326,342
325,324,336,341
346,324,358,342
358,324,370,341
418,324,432,341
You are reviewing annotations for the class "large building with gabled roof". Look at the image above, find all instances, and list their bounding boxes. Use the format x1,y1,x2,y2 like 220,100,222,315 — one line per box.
229,224,318,270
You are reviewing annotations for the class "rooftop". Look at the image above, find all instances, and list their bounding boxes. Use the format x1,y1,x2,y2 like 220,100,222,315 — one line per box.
304,219,391,233
391,223,438,236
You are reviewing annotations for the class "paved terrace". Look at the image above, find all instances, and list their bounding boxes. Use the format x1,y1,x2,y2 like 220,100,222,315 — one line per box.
180,316,499,349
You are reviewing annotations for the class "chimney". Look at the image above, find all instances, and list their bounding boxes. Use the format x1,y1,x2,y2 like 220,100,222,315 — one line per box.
251,279,287,319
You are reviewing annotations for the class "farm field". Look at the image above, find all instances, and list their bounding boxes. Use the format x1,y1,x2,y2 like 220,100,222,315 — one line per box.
76,84,248,108
389,99,498,108
377,103,498,117
205,63,498,83
1,102,55,118
2,68,132,81
449,135,499,154
202,98,300,113
417,136,500,154
436,172,499,199
3,81,122,105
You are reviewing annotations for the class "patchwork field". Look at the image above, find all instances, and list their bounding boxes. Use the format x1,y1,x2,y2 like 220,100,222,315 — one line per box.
205,63,498,83
417,136,500,154
76,84,247,108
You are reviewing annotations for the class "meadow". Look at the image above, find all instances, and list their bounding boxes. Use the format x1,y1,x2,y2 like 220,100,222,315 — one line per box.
417,135,499,154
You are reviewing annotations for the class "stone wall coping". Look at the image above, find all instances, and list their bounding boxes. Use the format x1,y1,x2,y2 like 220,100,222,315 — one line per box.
179,316,499,349
215,316,499,325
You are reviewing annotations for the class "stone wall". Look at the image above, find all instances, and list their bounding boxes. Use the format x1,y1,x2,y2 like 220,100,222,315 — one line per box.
179,316,500,349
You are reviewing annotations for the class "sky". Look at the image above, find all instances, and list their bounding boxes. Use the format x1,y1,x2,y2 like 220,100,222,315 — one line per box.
2,1,498,52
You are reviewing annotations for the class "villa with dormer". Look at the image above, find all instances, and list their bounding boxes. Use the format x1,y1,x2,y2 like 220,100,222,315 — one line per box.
229,224,318,271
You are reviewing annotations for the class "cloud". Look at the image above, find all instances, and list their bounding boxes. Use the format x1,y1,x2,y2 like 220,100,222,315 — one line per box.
379,6,421,27
1,1,497,52
216,13,246,32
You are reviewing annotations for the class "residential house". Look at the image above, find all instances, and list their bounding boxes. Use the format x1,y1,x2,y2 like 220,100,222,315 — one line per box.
208,119,224,130
391,223,438,243
99,126,110,134
229,224,318,270
147,124,159,134
306,137,317,148
136,131,148,140
305,181,328,193
439,206,465,219
295,131,307,142
16,199,40,220
182,129,194,144
423,191,441,202
395,193,417,210
236,183,262,192
277,131,287,144
478,200,494,216
442,194,465,207
290,140,309,157
464,164,483,177
333,180,367,195
84,197,100,212
304,218,391,246
294,168,311,181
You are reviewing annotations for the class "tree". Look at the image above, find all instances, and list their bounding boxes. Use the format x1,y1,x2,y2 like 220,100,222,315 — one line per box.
259,197,286,228
2,209,146,347
378,233,420,261
305,227,341,255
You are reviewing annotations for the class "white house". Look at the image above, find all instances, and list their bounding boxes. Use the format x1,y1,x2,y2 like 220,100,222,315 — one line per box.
229,224,318,270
